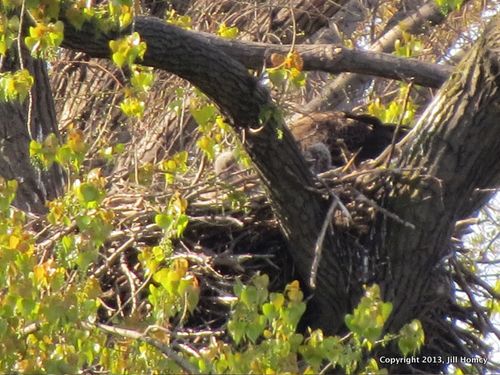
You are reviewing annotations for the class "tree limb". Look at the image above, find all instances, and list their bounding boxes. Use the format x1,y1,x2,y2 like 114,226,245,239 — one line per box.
304,0,454,112
381,13,500,333
190,27,451,88
61,12,352,330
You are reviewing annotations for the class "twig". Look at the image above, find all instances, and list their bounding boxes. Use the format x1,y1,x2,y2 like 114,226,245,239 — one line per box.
354,190,415,229
108,274,152,323
94,236,136,278
88,322,200,374
386,81,413,167
453,259,500,340
190,215,245,227
20,321,41,336
120,254,139,315
38,224,77,262
457,261,500,300
191,153,207,186
17,0,34,140
172,329,224,339
309,195,339,288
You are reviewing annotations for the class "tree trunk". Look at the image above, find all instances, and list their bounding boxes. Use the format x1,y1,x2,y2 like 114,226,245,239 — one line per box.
382,14,500,335
0,53,64,213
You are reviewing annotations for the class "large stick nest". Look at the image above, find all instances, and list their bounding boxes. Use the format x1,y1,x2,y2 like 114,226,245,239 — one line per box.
29,150,495,373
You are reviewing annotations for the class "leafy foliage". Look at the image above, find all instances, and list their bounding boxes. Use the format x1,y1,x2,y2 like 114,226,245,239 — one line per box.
109,32,146,68
0,0,496,373
217,22,239,39
266,50,307,90
30,127,88,171
0,13,18,54
0,171,428,373
367,84,417,125
435,0,466,14
24,21,64,57
0,69,33,102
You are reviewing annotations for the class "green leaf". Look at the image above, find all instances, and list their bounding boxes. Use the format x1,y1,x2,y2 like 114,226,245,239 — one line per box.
267,67,287,87
196,135,216,160
75,215,92,230
0,69,34,102
131,66,154,92
24,21,64,58
262,302,277,319
76,183,101,204
155,213,173,231
253,273,269,290
398,319,425,356
153,268,170,288
165,9,192,29
240,286,258,307
228,319,245,345
435,0,464,14
233,279,243,297
218,22,239,39
120,96,145,118
344,285,392,345
109,32,147,68
246,314,266,343
65,3,88,30
191,104,217,127
176,214,189,237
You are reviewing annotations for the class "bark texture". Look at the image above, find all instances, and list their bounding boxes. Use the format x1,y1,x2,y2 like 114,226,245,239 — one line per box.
382,16,500,332
0,54,64,213
173,27,451,88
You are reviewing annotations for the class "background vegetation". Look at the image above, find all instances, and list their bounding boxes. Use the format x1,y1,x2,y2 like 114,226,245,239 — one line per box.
0,0,498,373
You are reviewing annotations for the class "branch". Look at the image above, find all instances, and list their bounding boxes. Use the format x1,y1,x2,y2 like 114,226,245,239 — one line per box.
60,11,352,330
88,322,200,374
381,14,500,333
193,28,450,88
303,0,454,111
60,15,451,89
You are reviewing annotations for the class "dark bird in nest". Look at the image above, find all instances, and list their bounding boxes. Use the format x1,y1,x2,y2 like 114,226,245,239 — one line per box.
214,112,408,179
289,111,409,172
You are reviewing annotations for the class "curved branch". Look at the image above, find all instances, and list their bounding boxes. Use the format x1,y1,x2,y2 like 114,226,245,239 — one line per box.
61,13,352,330
62,16,451,89
89,322,200,374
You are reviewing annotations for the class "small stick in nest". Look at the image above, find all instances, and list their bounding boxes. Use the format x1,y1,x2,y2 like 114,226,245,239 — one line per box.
309,193,347,288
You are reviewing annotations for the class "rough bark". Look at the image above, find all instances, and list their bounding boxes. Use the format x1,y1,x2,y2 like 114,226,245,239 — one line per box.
172,26,451,88
381,16,500,334
0,54,65,213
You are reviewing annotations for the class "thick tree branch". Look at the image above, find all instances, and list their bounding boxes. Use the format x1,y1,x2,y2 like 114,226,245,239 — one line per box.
381,14,500,333
0,54,65,213
61,13,352,329
61,16,451,89
191,27,451,88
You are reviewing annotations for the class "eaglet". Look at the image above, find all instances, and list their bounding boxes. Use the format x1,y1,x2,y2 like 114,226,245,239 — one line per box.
215,111,407,178
288,111,407,173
